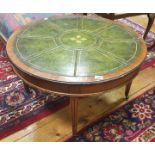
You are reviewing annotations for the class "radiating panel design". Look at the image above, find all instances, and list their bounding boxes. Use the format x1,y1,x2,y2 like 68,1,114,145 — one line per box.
16,37,56,60
28,47,75,76
20,21,62,37
14,16,141,77
76,50,122,76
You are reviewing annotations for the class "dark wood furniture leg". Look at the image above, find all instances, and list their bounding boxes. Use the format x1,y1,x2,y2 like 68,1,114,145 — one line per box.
143,14,155,40
125,81,132,100
148,41,155,50
95,13,115,20
23,82,31,94
95,13,146,20
0,35,7,45
70,97,78,135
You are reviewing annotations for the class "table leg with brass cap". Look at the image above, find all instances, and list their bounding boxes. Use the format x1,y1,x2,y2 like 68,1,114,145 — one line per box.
70,97,79,136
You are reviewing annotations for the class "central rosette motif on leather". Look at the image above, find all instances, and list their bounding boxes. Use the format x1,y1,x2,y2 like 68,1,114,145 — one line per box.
60,30,96,50
14,17,141,77
70,35,87,43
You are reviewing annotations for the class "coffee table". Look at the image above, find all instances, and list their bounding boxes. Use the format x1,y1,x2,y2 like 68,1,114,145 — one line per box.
6,15,147,135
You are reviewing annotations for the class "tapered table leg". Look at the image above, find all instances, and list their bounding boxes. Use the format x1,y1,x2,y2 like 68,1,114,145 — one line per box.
70,97,78,136
125,81,132,100
23,81,30,94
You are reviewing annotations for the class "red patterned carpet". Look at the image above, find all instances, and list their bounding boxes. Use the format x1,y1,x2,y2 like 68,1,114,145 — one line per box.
68,86,155,142
0,41,69,139
0,18,155,140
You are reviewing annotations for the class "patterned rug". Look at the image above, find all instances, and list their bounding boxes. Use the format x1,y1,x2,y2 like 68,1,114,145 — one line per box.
0,18,155,140
68,86,155,142
0,41,69,140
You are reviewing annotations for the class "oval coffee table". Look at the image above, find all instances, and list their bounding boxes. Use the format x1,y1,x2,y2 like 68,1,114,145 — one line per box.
6,15,147,135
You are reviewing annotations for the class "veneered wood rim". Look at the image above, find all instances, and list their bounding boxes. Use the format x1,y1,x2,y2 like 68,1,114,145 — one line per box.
6,15,147,85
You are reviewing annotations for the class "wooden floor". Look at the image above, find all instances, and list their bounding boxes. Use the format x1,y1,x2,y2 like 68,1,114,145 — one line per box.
1,15,155,142
130,15,155,32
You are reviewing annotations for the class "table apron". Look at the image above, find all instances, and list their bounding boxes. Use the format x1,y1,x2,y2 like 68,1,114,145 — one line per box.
13,66,140,96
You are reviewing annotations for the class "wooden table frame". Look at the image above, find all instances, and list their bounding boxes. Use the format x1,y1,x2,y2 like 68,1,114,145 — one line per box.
70,80,133,135
19,71,134,135
6,15,147,136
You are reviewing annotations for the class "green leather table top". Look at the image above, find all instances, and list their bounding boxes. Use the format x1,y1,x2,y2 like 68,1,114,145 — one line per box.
13,16,141,77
